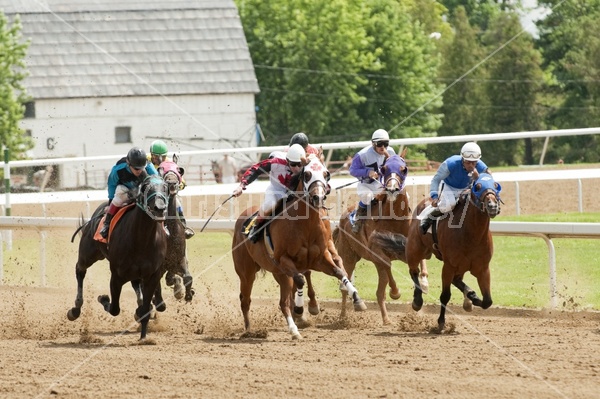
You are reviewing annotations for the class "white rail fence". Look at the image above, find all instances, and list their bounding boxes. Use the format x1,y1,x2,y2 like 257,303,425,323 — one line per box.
1,216,599,309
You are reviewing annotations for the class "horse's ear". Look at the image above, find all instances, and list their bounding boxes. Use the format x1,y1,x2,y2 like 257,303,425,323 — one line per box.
380,165,388,174
303,170,312,183
178,166,185,177
172,153,179,164
400,147,407,159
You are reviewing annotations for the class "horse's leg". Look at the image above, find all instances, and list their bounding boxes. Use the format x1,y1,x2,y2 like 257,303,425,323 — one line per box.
464,266,493,310
291,273,306,324
452,277,476,312
138,273,162,340
437,264,453,332
419,260,429,294
165,270,185,300
336,269,367,312
181,259,195,302
152,282,166,313
98,274,124,317
274,273,302,340
373,260,394,325
131,280,143,307
238,265,258,332
67,262,88,321
304,271,320,316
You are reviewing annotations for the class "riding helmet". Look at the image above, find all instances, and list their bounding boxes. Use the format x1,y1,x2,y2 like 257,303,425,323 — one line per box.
461,142,482,161
127,147,148,169
287,144,306,163
289,132,309,149
371,129,389,142
150,140,168,156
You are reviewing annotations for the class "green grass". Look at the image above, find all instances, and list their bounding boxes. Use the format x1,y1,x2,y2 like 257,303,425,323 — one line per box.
2,213,599,310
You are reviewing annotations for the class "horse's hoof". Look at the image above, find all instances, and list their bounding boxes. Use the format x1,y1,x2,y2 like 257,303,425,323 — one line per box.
353,300,367,311
389,289,401,300
291,333,303,340
308,305,320,316
67,308,80,321
463,298,473,312
293,306,304,316
155,303,166,312
411,301,422,312
437,323,445,334
419,276,429,294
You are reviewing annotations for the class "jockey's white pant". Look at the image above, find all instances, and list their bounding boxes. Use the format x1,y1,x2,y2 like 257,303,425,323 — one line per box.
357,180,383,205
418,182,463,220
259,184,288,217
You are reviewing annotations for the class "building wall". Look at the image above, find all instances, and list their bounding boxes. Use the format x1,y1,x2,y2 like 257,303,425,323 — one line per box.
19,93,257,188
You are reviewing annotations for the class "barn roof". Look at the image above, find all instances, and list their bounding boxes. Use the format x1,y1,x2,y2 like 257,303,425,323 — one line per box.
1,0,259,99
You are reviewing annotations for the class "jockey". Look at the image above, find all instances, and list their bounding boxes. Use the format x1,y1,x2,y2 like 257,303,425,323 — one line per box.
418,142,492,235
348,129,396,234
148,140,195,239
233,143,306,243
100,147,159,239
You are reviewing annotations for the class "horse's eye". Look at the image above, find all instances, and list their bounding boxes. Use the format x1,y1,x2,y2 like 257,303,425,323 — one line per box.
324,172,331,181
304,171,312,182
475,183,482,191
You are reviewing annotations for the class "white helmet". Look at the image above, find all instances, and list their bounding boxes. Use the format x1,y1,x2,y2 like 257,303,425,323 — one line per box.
371,129,389,142
287,144,306,163
461,142,481,161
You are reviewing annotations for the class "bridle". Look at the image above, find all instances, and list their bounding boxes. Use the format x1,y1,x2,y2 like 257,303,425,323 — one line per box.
136,176,168,221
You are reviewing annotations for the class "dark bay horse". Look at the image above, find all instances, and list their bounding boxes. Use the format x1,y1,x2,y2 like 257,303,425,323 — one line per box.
68,175,169,340
333,152,428,324
232,156,366,340
372,172,502,332
157,158,195,302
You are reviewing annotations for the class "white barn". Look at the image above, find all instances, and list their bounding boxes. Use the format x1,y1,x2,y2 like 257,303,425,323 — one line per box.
1,0,259,188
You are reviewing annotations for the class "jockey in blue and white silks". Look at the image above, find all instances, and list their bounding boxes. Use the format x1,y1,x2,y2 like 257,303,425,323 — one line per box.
418,142,491,235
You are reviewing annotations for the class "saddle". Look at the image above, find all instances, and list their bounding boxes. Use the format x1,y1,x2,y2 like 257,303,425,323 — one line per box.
93,204,135,243
241,212,275,254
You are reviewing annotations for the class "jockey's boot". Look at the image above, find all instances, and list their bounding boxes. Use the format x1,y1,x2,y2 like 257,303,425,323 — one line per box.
419,208,442,235
178,210,195,239
100,213,113,239
248,217,265,243
352,205,368,234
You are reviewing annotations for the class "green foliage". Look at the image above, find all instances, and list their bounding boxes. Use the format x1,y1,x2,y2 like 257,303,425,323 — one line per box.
480,12,543,166
235,0,444,148
0,13,32,157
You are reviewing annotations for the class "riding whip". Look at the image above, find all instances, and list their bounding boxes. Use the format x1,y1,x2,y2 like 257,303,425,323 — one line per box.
334,179,360,190
200,194,235,232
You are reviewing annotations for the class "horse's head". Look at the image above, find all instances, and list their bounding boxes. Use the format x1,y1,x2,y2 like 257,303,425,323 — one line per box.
471,173,502,218
158,160,184,196
380,154,408,201
301,155,331,209
137,175,169,221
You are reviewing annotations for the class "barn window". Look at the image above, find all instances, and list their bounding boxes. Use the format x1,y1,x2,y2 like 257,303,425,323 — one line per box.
24,102,35,118
115,126,132,143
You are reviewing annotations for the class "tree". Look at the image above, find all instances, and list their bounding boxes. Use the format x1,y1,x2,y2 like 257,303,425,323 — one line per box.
432,6,489,162
0,12,32,159
235,0,444,148
481,12,543,166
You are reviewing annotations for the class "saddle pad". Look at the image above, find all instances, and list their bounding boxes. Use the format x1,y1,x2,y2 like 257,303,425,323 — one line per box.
93,203,135,243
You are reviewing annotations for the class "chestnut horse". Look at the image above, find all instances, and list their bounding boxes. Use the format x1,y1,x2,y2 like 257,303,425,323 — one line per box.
372,172,502,332
68,175,169,340
333,152,428,324
232,156,366,340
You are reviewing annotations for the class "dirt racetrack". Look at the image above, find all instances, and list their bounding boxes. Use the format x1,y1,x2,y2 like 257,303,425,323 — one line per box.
1,284,599,399
1,176,600,398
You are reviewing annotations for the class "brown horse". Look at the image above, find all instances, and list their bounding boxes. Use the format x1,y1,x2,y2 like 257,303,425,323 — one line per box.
372,172,502,332
333,152,428,324
69,175,169,340
232,156,366,340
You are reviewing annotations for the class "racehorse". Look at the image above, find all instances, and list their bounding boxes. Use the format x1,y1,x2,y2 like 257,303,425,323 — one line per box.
372,172,502,332
333,151,428,324
232,156,366,340
157,158,195,302
68,175,169,340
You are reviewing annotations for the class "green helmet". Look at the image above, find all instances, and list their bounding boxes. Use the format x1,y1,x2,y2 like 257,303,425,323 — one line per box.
150,140,168,156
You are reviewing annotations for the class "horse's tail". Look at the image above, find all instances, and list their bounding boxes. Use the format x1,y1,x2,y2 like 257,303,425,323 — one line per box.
370,231,407,260
70,213,89,243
